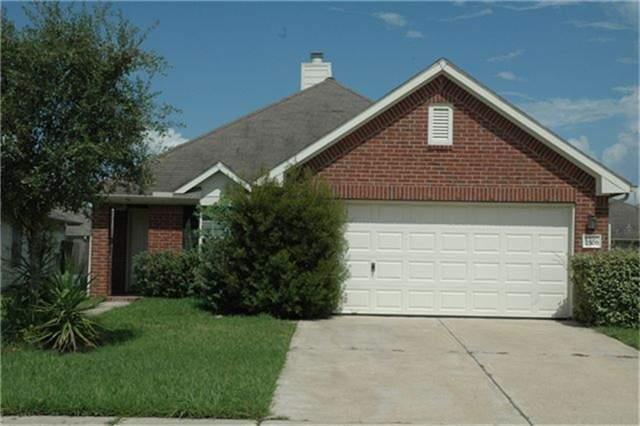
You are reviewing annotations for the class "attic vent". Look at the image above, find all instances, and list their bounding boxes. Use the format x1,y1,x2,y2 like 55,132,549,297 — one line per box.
428,105,453,145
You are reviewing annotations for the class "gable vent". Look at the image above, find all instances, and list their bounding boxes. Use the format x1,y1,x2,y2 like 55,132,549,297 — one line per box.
428,105,453,145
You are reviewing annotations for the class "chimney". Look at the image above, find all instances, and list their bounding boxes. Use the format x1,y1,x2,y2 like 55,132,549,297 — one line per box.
300,52,332,90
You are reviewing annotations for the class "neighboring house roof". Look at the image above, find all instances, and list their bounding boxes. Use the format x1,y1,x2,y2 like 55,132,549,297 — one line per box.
610,200,639,241
49,210,85,226
268,58,633,195
149,79,372,193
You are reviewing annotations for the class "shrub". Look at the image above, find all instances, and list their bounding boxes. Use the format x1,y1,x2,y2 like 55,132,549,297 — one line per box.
571,249,640,327
24,271,103,352
1,248,57,344
132,249,199,298
199,171,347,319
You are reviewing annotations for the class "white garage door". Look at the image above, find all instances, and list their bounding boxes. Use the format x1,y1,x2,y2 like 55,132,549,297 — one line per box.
342,202,572,318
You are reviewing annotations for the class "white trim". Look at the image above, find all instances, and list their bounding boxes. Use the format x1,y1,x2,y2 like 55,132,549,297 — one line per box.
175,161,251,193
268,59,632,195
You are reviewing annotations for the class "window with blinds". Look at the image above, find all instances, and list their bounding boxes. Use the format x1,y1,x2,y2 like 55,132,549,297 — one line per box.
428,105,453,145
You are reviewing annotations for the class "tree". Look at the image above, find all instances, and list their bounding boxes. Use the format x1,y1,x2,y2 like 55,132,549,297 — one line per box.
1,2,176,288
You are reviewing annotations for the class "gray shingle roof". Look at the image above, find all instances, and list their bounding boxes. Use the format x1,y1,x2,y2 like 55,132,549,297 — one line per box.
149,79,372,192
610,200,640,241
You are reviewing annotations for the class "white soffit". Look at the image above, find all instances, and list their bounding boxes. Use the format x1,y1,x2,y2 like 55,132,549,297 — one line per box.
268,58,632,195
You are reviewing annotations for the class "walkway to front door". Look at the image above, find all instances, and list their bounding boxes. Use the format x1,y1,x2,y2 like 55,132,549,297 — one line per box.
271,316,638,424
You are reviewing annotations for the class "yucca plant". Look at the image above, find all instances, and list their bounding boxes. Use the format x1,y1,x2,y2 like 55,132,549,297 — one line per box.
25,271,103,353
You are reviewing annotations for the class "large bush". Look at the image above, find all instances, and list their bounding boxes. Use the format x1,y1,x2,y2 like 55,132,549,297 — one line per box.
571,249,640,327
199,172,348,319
132,250,199,298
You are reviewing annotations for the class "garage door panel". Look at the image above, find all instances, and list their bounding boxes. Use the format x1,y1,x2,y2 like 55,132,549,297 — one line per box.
343,290,370,311
342,202,570,318
440,291,468,311
408,261,435,280
473,233,500,254
374,290,403,311
377,232,403,251
472,291,500,312
376,261,403,280
506,234,533,254
407,290,435,311
472,262,500,282
441,233,468,253
440,262,468,281
408,232,435,252
347,261,370,280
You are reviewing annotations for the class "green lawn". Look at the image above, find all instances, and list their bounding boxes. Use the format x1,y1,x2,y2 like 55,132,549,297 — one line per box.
1,298,296,419
596,326,639,349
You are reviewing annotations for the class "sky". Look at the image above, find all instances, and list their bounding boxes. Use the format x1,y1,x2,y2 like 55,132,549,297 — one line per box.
4,0,639,186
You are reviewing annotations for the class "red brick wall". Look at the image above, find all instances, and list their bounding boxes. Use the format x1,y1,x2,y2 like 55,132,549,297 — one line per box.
148,206,184,253
309,75,609,253
89,206,111,296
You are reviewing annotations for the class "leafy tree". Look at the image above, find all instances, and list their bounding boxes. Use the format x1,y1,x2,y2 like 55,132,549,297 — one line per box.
1,2,176,288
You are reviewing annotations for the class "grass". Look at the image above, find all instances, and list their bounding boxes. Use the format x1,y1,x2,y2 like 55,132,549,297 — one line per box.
1,298,296,419
595,325,639,349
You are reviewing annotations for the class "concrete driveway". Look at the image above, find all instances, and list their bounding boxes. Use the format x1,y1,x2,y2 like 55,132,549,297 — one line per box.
271,316,638,425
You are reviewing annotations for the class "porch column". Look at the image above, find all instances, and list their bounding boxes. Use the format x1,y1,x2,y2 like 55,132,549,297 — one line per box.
89,205,112,296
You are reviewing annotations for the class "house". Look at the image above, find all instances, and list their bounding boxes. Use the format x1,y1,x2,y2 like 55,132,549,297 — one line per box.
609,199,639,248
1,211,85,288
90,54,633,318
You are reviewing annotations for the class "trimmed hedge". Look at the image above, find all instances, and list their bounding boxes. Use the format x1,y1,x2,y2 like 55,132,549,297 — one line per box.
198,171,348,319
132,250,199,298
571,249,640,327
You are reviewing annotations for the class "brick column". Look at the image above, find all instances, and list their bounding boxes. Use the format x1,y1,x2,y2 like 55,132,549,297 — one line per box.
148,206,184,252
90,205,111,296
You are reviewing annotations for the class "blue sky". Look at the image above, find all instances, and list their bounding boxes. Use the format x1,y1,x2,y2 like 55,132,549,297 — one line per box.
5,1,639,184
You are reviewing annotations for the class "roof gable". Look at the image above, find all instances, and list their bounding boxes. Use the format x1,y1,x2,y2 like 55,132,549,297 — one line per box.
269,59,632,195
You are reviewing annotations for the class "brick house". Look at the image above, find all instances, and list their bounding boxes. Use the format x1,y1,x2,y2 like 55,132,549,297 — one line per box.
91,55,632,318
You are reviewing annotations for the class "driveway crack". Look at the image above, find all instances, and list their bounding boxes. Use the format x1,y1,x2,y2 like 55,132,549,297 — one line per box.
438,319,533,426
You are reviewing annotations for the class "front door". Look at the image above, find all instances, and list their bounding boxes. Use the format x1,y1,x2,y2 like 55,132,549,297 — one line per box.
110,209,128,295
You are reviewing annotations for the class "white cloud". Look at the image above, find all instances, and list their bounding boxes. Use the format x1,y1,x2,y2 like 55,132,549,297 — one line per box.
504,1,577,12
442,8,493,22
497,71,520,81
520,98,621,127
568,135,596,158
606,1,639,27
502,91,535,101
570,20,628,30
373,12,406,27
618,56,639,64
519,88,637,128
406,30,424,39
145,128,189,154
602,87,639,179
521,87,639,181
614,86,637,94
488,49,524,62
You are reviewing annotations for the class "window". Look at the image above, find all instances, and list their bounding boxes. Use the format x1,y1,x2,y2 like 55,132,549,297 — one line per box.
428,105,453,146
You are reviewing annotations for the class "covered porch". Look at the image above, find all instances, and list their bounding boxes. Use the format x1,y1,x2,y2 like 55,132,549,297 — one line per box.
89,201,199,297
